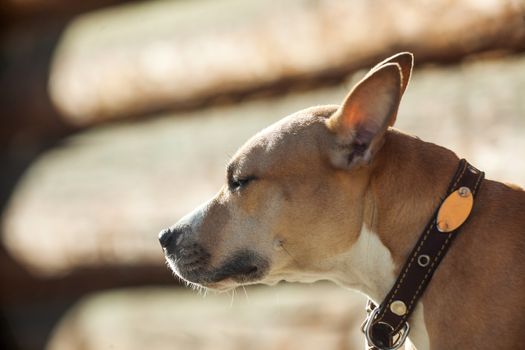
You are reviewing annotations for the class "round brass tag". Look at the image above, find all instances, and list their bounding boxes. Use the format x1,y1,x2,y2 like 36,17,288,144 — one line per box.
436,187,473,233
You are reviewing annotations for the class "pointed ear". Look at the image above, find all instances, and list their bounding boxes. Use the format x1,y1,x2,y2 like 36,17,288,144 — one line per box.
326,63,402,170
370,52,413,95
369,52,413,126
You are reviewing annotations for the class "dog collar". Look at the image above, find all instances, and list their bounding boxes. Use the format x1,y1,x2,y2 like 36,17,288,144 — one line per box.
362,159,484,350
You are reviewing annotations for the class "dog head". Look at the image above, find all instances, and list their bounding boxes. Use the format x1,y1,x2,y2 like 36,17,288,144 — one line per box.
159,53,413,290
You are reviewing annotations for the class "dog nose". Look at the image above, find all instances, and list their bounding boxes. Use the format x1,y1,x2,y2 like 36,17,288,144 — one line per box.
158,227,185,248
158,228,173,248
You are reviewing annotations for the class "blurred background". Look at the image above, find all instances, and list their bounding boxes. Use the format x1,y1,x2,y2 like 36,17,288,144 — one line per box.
1,0,525,349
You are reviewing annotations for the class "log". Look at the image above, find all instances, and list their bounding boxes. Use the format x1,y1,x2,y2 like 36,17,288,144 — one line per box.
1,0,136,24
0,0,136,150
49,0,525,125
47,285,367,350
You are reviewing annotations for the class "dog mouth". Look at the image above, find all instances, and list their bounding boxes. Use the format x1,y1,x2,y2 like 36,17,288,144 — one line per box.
165,248,270,289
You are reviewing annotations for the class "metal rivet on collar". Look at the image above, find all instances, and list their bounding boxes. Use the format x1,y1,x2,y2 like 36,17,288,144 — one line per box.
417,254,431,267
458,186,471,197
436,221,450,232
390,300,407,316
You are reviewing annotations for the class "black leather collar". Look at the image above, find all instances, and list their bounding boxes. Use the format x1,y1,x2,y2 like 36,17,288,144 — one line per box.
362,159,485,350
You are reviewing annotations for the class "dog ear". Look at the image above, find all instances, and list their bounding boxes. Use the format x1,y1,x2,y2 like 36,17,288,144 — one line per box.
326,62,403,170
370,52,413,97
368,52,413,126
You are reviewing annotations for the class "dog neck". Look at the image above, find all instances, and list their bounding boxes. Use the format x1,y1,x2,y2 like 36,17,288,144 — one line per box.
329,129,459,301
319,130,458,350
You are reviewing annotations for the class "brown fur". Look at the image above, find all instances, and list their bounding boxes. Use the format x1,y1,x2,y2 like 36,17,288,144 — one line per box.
161,53,525,349
371,131,525,349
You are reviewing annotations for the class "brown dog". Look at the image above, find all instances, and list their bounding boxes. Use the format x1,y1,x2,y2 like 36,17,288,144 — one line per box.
159,52,525,349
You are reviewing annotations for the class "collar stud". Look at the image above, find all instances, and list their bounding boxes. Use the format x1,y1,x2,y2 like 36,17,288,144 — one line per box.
390,300,407,316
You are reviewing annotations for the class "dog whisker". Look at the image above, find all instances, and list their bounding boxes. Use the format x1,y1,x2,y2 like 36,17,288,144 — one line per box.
241,285,250,302
228,288,235,308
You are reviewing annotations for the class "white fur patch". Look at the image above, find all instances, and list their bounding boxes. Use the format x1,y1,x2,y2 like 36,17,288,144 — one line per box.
176,200,211,229
319,224,396,303
172,198,213,244
326,225,430,350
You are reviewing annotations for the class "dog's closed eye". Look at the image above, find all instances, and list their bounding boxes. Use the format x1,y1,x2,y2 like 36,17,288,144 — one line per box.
229,176,257,191
226,161,258,192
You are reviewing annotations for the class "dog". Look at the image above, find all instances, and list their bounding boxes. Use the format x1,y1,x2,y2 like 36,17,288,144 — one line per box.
159,52,525,349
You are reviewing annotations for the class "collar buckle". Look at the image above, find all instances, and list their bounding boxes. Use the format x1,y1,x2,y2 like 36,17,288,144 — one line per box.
362,304,410,350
